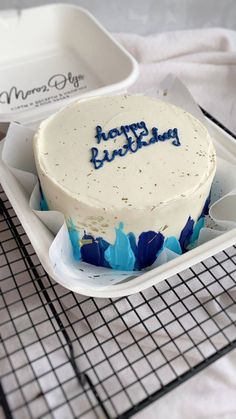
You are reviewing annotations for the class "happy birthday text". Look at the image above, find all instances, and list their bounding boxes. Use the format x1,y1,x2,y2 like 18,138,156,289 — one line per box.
90,121,181,170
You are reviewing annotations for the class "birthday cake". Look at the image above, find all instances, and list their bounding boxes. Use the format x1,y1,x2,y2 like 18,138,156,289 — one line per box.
34,95,216,271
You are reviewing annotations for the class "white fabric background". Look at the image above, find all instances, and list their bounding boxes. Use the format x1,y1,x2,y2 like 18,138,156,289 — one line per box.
116,28,236,132
1,0,236,35
115,28,236,419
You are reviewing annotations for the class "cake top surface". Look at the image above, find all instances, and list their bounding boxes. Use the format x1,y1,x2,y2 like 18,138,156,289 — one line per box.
34,94,216,209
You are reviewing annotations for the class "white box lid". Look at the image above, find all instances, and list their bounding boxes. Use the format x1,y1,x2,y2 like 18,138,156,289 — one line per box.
0,4,139,125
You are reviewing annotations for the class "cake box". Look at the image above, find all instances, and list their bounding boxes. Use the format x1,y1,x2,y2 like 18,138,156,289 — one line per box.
0,3,139,128
1,5,236,298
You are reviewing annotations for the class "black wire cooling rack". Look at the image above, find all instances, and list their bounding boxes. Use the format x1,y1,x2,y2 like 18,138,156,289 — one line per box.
1,112,236,419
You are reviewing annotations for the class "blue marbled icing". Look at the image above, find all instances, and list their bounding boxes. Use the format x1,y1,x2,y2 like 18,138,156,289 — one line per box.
137,231,164,270
128,232,138,257
67,217,205,270
40,197,48,211
67,218,81,261
97,238,111,268
39,186,49,211
190,217,205,244
104,222,135,270
67,194,210,270
80,234,110,267
128,232,139,270
164,236,182,254
199,194,211,219
179,216,194,252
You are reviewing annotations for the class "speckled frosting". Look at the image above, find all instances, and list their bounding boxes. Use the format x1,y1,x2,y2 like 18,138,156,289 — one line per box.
34,95,216,270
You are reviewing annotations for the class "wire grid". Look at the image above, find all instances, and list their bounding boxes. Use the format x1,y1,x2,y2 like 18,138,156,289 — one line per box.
1,186,236,419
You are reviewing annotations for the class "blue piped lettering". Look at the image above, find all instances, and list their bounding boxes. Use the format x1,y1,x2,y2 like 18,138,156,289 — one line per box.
95,125,108,144
90,147,103,169
91,122,181,169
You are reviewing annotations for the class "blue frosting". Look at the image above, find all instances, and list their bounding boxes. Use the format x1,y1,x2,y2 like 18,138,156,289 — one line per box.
80,234,110,267
128,232,138,257
164,236,182,254
179,216,194,251
40,187,210,270
90,121,181,169
137,231,164,270
67,218,81,261
40,196,49,211
104,222,135,270
39,185,49,211
97,238,111,268
128,232,139,270
190,217,205,244
199,193,211,219
67,205,209,270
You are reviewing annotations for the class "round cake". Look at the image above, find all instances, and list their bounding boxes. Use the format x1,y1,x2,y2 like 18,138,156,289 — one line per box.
34,95,216,271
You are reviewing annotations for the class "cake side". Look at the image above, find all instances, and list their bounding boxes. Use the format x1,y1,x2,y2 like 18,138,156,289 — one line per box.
33,95,216,270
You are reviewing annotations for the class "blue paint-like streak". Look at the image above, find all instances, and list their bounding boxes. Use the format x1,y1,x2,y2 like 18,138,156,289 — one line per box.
39,185,49,211
190,217,205,244
164,236,182,254
128,232,138,257
67,215,206,270
97,237,111,268
81,234,110,267
179,216,194,251
104,222,135,271
40,196,49,211
128,232,139,270
199,193,211,219
137,231,164,270
67,218,81,261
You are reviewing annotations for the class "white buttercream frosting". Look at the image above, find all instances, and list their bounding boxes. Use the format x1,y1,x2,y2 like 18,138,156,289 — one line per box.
34,95,216,245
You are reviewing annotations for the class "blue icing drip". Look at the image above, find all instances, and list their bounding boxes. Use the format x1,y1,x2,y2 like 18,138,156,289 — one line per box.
81,234,110,267
39,186,49,211
128,232,139,270
190,217,205,244
164,236,182,254
199,193,211,219
104,222,135,271
128,232,138,257
40,196,49,211
137,231,164,270
179,216,194,251
67,218,81,261
97,237,111,268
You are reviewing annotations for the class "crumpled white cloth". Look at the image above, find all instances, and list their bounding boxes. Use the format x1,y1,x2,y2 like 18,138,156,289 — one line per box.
114,28,236,419
116,27,236,133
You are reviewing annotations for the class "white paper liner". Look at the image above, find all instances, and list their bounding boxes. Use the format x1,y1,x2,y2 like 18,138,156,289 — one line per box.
2,76,236,289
